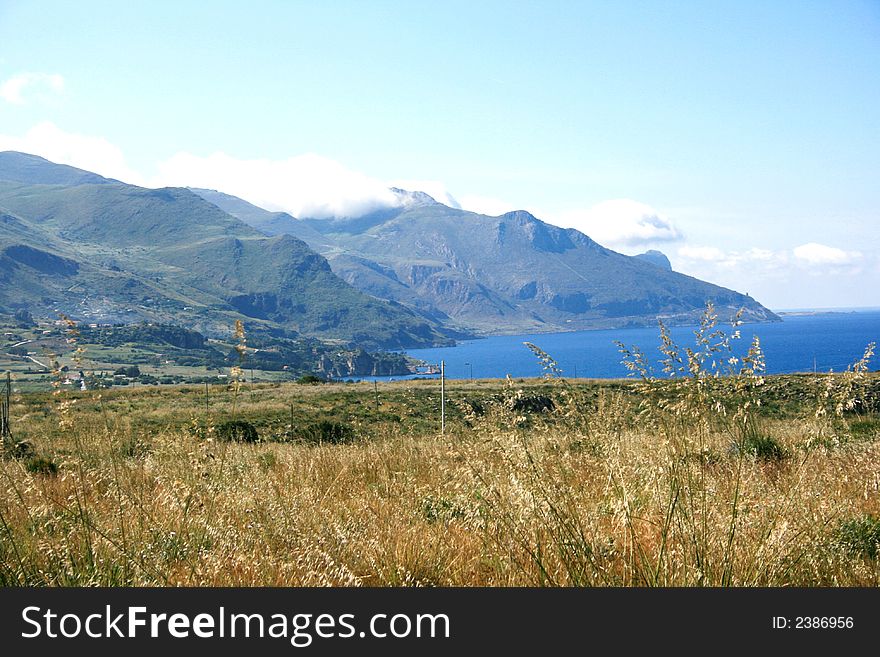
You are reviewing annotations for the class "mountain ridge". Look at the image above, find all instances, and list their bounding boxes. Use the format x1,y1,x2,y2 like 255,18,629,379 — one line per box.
0,150,779,348
192,186,778,334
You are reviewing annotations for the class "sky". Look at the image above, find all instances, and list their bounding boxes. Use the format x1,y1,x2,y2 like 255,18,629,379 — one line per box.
0,0,878,310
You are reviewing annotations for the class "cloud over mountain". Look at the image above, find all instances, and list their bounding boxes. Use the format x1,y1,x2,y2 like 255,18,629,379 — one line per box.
155,151,403,219
0,121,142,184
551,199,683,249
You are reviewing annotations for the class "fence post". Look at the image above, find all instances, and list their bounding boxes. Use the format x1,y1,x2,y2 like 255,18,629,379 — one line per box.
1,371,11,444
440,360,445,434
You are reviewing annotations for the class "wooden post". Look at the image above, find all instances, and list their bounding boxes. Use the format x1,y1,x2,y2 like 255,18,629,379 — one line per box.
2,371,11,443
374,380,379,410
204,381,209,418
440,360,446,434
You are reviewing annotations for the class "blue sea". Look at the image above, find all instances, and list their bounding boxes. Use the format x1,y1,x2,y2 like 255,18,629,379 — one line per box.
400,309,880,381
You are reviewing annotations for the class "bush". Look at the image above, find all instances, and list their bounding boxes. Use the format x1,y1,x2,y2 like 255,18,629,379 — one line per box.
834,515,880,560
509,394,555,414
461,399,486,417
25,455,59,475
216,420,260,443
295,420,355,445
848,417,880,440
737,434,788,462
256,450,277,472
296,374,326,385
4,440,35,460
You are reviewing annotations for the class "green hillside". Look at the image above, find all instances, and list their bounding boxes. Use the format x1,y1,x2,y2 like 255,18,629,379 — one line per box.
0,152,453,349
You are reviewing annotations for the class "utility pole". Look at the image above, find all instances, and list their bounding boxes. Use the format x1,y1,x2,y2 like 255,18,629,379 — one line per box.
204,381,209,418
440,360,446,434
374,379,379,410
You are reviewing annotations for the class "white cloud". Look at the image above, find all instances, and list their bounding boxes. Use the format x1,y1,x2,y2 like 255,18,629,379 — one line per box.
672,241,872,309
793,242,862,266
159,156,513,219
678,242,868,276
0,121,144,184
742,247,777,262
156,151,406,219
550,199,682,248
0,72,64,104
677,245,727,261
677,245,785,270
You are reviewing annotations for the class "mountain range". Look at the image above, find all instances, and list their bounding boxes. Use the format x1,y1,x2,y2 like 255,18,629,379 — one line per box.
0,151,778,358
192,187,777,334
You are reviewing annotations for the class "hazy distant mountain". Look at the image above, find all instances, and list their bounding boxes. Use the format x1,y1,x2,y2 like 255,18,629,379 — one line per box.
634,249,673,271
0,151,453,349
188,187,334,250
202,188,778,333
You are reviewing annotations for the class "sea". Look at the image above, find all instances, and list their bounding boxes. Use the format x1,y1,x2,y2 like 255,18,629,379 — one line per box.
393,309,880,381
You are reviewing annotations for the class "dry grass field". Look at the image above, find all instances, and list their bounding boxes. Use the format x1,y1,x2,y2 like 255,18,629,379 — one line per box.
1,316,878,587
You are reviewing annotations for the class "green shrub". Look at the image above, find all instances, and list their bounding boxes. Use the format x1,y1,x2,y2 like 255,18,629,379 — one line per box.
256,450,277,472
25,455,58,475
4,440,35,460
216,420,260,443
296,373,326,385
509,394,555,414
848,417,880,440
834,515,880,560
737,434,788,461
295,420,355,445
461,398,486,417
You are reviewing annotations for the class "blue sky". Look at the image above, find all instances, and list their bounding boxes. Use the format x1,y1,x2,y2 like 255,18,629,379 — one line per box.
1,0,878,309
